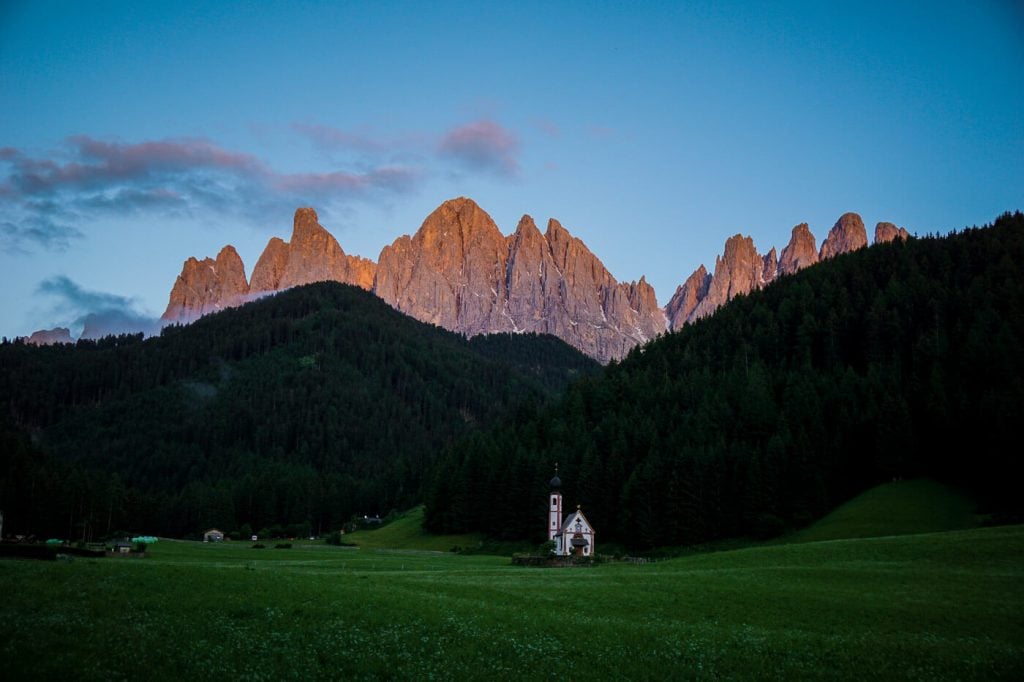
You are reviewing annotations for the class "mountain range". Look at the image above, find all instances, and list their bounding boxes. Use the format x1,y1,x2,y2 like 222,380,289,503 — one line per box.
5,210,1019,545
153,198,908,362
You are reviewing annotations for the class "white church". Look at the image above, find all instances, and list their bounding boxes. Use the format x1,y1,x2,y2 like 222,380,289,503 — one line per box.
548,467,596,556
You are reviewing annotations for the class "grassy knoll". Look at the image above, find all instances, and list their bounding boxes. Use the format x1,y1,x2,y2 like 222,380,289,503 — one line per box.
793,479,977,543
1,526,1021,680
344,506,482,552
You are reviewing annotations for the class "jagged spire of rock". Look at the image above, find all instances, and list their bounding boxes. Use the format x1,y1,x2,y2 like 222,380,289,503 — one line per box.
249,237,289,294
778,223,819,275
692,234,764,320
665,265,711,331
819,212,868,260
250,207,376,293
761,247,778,284
162,245,250,323
504,214,562,331
874,222,910,244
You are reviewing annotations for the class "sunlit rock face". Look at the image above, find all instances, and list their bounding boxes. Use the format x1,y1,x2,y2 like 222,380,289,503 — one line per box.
250,208,376,294
374,197,666,363
874,222,910,244
691,234,766,321
162,245,250,324
374,197,511,335
665,265,711,331
779,223,818,276
160,200,907,360
819,212,868,260
161,199,664,362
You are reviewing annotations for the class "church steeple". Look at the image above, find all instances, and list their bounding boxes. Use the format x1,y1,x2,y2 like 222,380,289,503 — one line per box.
548,463,562,544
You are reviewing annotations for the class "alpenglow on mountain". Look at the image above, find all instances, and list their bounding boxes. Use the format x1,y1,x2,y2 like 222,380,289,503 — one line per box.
159,198,909,361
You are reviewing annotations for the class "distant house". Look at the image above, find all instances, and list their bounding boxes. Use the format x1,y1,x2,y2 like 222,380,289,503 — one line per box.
113,540,133,554
204,529,225,542
547,468,596,556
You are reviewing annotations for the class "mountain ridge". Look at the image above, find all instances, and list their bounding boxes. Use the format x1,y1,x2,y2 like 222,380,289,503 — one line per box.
148,198,908,359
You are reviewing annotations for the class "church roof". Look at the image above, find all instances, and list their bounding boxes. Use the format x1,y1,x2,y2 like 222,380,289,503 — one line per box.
560,508,593,532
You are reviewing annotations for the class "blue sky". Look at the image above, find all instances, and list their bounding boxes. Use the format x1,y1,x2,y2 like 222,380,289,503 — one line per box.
1,0,1022,337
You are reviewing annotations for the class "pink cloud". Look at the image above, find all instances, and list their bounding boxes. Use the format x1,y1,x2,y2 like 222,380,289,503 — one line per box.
438,119,520,178
292,123,387,154
5,136,263,195
273,166,419,194
0,135,422,252
291,123,430,161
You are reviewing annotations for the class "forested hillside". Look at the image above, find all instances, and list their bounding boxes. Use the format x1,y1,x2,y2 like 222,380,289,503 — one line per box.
426,212,1024,549
0,283,598,539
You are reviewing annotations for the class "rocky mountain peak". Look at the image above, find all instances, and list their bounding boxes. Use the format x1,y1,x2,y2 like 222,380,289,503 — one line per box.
249,237,289,294
665,265,711,330
161,243,250,323
691,234,764,321
25,327,73,345
875,222,910,244
249,207,377,293
761,247,778,284
819,212,868,260
292,207,320,237
375,197,509,335
374,199,665,362
779,223,818,275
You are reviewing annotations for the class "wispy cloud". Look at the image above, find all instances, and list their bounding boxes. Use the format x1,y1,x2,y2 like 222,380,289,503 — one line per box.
272,167,420,195
532,118,561,138
438,119,521,178
291,122,424,156
0,136,422,252
35,275,160,339
293,119,524,179
1,215,83,253
2,118,529,253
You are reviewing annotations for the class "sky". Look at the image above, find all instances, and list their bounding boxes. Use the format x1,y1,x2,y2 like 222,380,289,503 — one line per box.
1,0,1022,338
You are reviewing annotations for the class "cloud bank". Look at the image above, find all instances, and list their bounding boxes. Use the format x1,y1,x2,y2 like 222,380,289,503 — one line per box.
0,136,422,252
35,275,161,339
1,118,527,253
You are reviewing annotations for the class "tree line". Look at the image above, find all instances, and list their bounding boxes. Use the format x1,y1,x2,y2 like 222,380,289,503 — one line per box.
0,283,597,540
425,212,1024,549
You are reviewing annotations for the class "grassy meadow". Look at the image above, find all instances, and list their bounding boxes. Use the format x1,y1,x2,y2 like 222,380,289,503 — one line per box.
791,479,978,543
0,531,1020,678
342,506,483,552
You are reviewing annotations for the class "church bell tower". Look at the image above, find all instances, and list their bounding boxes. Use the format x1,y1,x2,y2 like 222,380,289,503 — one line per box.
548,464,562,542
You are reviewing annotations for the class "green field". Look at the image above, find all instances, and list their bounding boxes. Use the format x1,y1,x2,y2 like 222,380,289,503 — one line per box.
343,506,483,552
792,479,978,543
1,521,1021,680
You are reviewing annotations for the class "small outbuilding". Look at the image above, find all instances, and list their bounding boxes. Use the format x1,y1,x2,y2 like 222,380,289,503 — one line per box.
203,529,225,542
